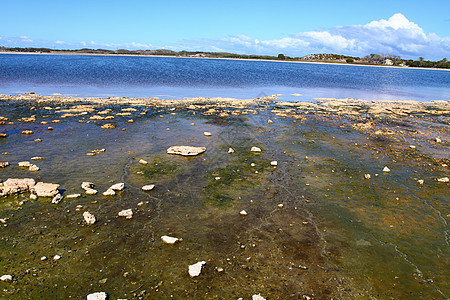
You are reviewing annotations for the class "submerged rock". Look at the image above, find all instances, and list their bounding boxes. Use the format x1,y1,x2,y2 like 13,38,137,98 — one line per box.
33,182,60,197
86,292,107,300
161,235,179,244
167,146,206,156
0,162,9,168
18,161,31,167
66,193,81,199
188,261,206,277
85,188,98,195
118,209,133,219
83,211,96,225
81,182,95,190
28,164,40,172
100,123,115,129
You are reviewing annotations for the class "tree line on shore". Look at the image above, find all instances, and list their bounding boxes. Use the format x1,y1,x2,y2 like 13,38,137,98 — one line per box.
1,46,448,69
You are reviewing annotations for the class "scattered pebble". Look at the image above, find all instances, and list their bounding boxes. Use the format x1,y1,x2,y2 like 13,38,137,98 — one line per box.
383,166,391,173
364,174,371,179
53,255,61,260
139,159,148,165
41,256,47,261
102,189,115,196
252,294,266,300
240,210,248,216
435,137,442,143
66,194,81,199
250,146,262,152
228,147,235,154
417,179,424,185
278,204,284,208
188,261,206,277
409,145,416,149
270,161,278,166
203,131,212,136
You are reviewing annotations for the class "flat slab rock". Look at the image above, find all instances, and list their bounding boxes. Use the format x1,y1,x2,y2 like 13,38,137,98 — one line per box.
0,178,36,196
32,182,60,197
167,146,206,156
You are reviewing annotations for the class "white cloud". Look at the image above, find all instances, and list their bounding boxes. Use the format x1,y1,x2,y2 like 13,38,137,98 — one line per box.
172,13,449,60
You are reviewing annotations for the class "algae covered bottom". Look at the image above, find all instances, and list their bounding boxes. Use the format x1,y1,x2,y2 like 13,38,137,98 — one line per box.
0,96,448,299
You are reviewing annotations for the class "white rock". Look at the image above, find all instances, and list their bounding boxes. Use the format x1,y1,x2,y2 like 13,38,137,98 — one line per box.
28,164,40,171
0,275,12,281
142,184,155,191
51,193,63,204
118,209,133,219
31,156,45,160
0,178,35,195
53,255,61,260
66,194,81,199
161,235,179,244
437,177,449,183
110,182,125,191
41,256,47,261
268,119,273,124
250,163,256,167
139,159,148,165
0,162,9,168
278,203,284,208
103,189,116,196
33,182,60,197
83,211,96,225
382,166,391,172
435,137,442,143
203,131,212,136
228,147,235,154
85,188,98,195
18,161,31,167
417,179,424,185
270,161,278,166
364,174,371,179
30,194,37,200
240,210,248,216
167,146,206,156
409,145,416,149
87,292,108,300
81,182,95,190
250,147,262,152
252,294,266,300
188,261,206,277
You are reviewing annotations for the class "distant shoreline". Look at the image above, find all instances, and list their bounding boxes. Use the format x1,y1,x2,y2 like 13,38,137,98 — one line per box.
0,51,448,72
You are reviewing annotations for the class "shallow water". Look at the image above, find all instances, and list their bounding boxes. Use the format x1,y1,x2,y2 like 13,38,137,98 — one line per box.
0,100,448,299
1,54,449,101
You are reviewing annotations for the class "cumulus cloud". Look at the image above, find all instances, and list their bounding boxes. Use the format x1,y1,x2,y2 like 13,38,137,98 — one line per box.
173,13,449,60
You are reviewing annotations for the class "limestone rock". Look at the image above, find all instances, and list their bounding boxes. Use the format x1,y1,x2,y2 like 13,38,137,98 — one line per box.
161,235,179,244
81,182,95,190
228,148,235,154
101,123,115,129
139,159,148,165
270,161,278,166
0,178,36,196
437,177,449,183
251,147,262,152
203,131,212,136
21,130,33,135
31,156,45,160
51,193,63,204
142,184,155,191
18,161,31,167
118,209,133,219
364,174,371,179
83,211,96,225
188,261,206,277
33,182,60,197
86,292,107,300
382,166,391,172
66,194,81,199
110,183,125,191
167,146,206,156
28,164,40,172
0,275,12,281
240,210,248,216
0,162,9,168
252,295,266,300
85,188,98,195
103,189,115,196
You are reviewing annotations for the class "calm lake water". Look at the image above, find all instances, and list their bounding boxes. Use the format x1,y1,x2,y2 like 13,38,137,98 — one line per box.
0,53,449,101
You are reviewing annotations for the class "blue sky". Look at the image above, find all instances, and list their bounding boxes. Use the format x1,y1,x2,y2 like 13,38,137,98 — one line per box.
1,0,449,60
